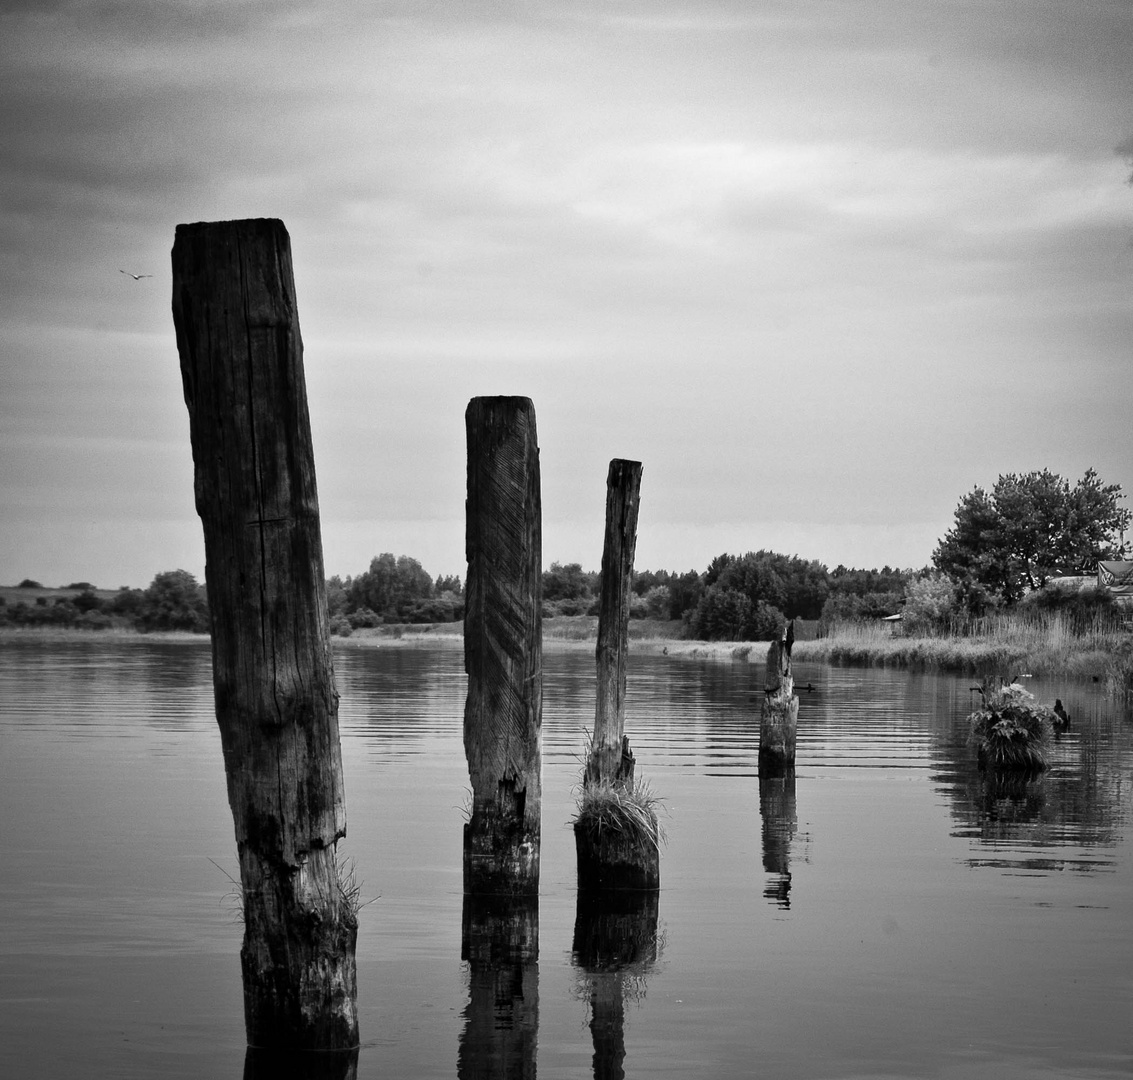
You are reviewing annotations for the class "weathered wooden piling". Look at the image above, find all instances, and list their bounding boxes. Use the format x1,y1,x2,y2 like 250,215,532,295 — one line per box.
172,218,357,1050
574,459,659,892
759,622,798,774
588,460,643,789
458,895,539,1080
463,396,543,896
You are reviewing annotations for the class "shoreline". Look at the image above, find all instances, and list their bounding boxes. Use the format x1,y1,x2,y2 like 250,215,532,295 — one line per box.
3,622,1128,691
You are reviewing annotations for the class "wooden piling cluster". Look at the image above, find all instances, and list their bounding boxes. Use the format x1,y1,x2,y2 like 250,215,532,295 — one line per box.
172,219,357,1051
169,220,740,1061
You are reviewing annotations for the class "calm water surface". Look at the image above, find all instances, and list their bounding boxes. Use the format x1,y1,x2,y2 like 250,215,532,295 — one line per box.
1,637,1131,1079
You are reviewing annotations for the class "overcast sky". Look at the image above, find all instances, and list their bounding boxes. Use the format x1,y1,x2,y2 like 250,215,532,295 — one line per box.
2,0,1131,588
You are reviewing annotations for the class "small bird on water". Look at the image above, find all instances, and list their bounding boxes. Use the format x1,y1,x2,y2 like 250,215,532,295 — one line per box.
119,269,152,280
1053,699,1071,730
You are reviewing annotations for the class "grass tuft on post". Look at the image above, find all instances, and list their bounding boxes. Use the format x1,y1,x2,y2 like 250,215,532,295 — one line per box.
574,777,664,861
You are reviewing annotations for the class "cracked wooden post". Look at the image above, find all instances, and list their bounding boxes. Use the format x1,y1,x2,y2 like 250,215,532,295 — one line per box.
172,218,358,1052
463,396,542,896
574,459,659,891
759,621,798,775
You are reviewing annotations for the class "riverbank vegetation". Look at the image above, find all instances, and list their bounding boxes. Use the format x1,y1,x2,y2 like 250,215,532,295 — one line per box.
4,466,1130,692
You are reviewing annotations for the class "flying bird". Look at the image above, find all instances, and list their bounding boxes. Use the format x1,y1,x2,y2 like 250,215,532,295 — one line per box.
119,269,152,280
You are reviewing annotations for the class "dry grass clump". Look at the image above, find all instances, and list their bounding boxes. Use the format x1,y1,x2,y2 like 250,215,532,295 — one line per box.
573,779,665,857
968,680,1054,772
796,612,1127,681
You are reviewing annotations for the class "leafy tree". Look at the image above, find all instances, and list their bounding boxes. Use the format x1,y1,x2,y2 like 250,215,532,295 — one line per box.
700,551,829,621
688,585,786,641
347,554,435,619
828,565,909,598
934,469,1130,607
901,573,957,635
71,589,104,614
642,585,672,620
820,591,903,624
690,587,753,640
435,574,462,596
108,587,146,617
326,575,349,617
137,570,209,632
543,562,597,602
667,570,703,619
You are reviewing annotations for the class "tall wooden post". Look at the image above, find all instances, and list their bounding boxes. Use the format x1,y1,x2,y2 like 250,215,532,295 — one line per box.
759,623,798,774
587,459,643,789
172,218,358,1050
463,397,542,896
574,460,659,891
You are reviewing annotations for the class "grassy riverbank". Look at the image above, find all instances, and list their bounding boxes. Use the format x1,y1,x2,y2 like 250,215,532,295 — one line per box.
794,613,1133,693
5,613,1130,694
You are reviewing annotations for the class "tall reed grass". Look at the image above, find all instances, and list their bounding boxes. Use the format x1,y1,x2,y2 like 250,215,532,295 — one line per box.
794,610,1129,680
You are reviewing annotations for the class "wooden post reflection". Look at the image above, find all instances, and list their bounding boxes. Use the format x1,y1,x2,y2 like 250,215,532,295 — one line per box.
572,891,660,1080
458,894,539,1080
758,766,797,908
243,1047,358,1080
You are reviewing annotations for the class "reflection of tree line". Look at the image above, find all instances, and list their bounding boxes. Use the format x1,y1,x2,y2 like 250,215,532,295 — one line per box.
333,647,467,748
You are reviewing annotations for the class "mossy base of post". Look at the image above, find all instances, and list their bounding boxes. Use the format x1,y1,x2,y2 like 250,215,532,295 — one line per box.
464,815,540,897
574,816,660,892
239,847,359,1051
759,685,798,773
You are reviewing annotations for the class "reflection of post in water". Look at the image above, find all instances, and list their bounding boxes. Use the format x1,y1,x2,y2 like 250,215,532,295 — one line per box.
758,767,797,908
572,890,660,1080
459,895,539,1080
244,1047,358,1080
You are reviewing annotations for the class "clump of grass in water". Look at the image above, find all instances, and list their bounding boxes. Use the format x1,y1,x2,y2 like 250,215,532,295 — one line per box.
573,778,665,857
968,680,1054,772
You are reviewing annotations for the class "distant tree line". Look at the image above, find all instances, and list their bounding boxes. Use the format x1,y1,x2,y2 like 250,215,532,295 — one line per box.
326,553,464,636
9,466,1123,641
537,554,910,642
0,570,209,632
